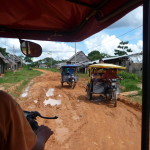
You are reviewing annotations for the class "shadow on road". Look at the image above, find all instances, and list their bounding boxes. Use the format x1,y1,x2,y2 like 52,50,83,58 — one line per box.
55,85,73,90
78,95,116,108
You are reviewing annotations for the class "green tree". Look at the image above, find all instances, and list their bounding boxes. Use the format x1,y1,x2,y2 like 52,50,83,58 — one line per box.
88,50,110,61
0,47,9,56
114,41,132,56
24,56,33,63
18,55,24,61
42,57,57,67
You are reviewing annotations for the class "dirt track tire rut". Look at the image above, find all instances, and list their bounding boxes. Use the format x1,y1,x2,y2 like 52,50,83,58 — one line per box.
19,69,141,150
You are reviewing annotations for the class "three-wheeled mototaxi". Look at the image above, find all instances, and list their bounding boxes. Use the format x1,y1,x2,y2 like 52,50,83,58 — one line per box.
86,63,126,107
61,64,78,88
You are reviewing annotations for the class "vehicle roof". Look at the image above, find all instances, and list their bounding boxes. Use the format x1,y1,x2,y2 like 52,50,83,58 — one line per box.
0,0,143,42
61,64,79,67
88,63,126,69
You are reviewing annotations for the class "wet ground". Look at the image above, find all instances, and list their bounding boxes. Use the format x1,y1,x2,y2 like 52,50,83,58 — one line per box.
18,69,141,150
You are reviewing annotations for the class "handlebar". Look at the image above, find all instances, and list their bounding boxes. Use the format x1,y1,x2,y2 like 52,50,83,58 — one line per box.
24,111,58,119
24,111,58,131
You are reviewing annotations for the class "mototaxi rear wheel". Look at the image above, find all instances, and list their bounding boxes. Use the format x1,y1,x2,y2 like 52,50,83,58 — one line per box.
112,91,117,107
87,84,92,100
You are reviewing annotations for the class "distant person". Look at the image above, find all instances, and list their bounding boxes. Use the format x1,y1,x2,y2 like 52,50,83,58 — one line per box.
99,59,104,63
69,68,75,75
0,90,53,150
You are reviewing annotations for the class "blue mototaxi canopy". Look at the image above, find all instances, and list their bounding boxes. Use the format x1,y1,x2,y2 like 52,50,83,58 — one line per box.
61,64,79,68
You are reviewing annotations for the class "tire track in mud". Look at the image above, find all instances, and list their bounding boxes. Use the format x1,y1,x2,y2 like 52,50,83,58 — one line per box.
18,69,141,150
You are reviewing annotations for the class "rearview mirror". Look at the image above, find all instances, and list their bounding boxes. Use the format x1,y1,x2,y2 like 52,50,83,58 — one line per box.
20,40,42,57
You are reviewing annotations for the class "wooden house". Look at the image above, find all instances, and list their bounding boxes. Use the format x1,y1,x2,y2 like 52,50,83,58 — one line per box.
103,52,142,77
39,63,48,68
0,52,9,74
66,51,90,64
8,54,23,69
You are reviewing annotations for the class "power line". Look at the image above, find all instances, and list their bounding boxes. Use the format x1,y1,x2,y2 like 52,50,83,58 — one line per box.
90,25,143,50
0,40,13,49
0,25,143,55
115,25,142,39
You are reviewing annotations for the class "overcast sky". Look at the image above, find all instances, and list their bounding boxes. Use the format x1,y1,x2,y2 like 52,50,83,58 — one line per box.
0,6,143,61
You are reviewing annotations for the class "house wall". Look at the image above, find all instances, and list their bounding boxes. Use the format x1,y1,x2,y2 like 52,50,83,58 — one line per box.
17,62,22,68
39,64,48,68
0,59,5,74
104,59,142,77
128,63,142,77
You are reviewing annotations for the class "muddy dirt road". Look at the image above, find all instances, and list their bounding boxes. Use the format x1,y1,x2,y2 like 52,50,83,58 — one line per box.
18,69,141,150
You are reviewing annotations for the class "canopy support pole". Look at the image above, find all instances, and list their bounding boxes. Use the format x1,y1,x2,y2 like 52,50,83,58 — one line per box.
142,0,150,149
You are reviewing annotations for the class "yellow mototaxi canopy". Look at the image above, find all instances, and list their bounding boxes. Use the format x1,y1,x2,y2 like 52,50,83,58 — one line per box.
88,63,126,70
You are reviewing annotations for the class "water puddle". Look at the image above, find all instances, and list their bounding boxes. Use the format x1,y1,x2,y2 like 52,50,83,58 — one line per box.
34,100,38,103
46,88,55,97
43,98,61,106
20,86,30,97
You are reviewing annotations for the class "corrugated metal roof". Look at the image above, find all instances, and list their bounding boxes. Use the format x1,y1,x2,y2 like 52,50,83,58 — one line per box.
0,52,6,59
7,58,17,65
3,59,9,63
0,52,10,64
103,55,128,61
129,55,142,63
67,51,90,62
102,53,143,62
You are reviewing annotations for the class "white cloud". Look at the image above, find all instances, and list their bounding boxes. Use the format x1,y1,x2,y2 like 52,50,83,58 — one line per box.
32,41,79,61
0,38,20,55
128,40,143,53
0,6,143,60
84,32,143,56
0,38,80,60
84,32,120,55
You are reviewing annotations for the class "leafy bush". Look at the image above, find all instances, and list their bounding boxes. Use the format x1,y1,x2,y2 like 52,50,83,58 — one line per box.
120,71,141,92
122,83,140,92
138,89,142,96
120,71,139,81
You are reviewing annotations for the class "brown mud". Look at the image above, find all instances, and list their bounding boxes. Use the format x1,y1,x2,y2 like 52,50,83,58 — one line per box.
18,69,141,150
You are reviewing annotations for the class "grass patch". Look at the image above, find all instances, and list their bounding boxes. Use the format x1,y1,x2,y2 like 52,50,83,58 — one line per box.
121,79,140,92
120,71,141,92
16,79,29,93
38,68,60,72
0,67,43,97
120,71,142,103
127,95,142,104
78,73,88,78
0,68,42,83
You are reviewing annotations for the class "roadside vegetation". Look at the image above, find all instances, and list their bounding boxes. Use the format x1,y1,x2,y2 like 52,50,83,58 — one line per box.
120,71,141,92
78,73,88,78
120,71,142,103
38,67,60,72
0,66,42,97
0,66,142,103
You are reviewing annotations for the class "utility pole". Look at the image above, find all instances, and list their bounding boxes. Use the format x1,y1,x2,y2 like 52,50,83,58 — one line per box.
75,42,76,64
48,51,52,68
13,45,15,71
51,52,52,68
